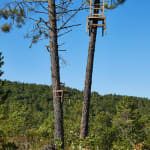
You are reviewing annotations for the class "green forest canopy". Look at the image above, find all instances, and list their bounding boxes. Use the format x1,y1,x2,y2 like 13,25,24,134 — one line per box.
0,80,150,149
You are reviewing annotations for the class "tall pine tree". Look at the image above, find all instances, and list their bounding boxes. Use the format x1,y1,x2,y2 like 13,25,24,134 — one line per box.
0,1,85,148
80,0,127,138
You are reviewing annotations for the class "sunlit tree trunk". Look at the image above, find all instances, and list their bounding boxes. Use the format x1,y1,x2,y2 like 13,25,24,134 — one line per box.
48,0,64,148
80,0,99,138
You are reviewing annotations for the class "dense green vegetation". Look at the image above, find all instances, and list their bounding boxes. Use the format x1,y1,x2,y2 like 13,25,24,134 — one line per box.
0,80,150,149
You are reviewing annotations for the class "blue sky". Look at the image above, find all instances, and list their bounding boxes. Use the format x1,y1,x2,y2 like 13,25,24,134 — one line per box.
0,0,150,98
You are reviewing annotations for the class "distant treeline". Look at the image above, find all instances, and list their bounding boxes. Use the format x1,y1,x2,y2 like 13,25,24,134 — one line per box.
0,80,150,149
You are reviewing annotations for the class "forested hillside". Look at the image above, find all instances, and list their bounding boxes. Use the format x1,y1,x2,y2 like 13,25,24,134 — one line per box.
0,80,150,149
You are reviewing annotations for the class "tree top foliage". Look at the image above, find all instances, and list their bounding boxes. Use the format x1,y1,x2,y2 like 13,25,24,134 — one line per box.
105,0,126,9
0,0,85,48
85,0,126,9
0,0,127,49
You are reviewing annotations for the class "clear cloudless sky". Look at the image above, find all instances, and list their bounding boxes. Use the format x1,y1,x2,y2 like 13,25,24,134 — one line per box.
0,0,150,98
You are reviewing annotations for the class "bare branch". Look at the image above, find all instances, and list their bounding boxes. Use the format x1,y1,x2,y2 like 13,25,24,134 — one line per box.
58,24,81,30
58,1,85,32
58,29,72,37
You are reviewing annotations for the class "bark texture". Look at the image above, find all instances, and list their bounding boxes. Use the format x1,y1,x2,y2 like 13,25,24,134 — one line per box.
48,0,64,148
80,0,99,138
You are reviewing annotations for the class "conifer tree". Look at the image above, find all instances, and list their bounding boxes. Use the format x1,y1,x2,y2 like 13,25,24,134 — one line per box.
80,0,127,138
0,52,6,104
0,1,85,149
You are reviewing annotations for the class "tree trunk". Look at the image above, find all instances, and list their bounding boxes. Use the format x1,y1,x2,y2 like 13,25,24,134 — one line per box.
48,0,64,148
80,0,99,138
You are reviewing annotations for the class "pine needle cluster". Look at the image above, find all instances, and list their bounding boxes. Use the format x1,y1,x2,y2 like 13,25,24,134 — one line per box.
0,8,26,32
